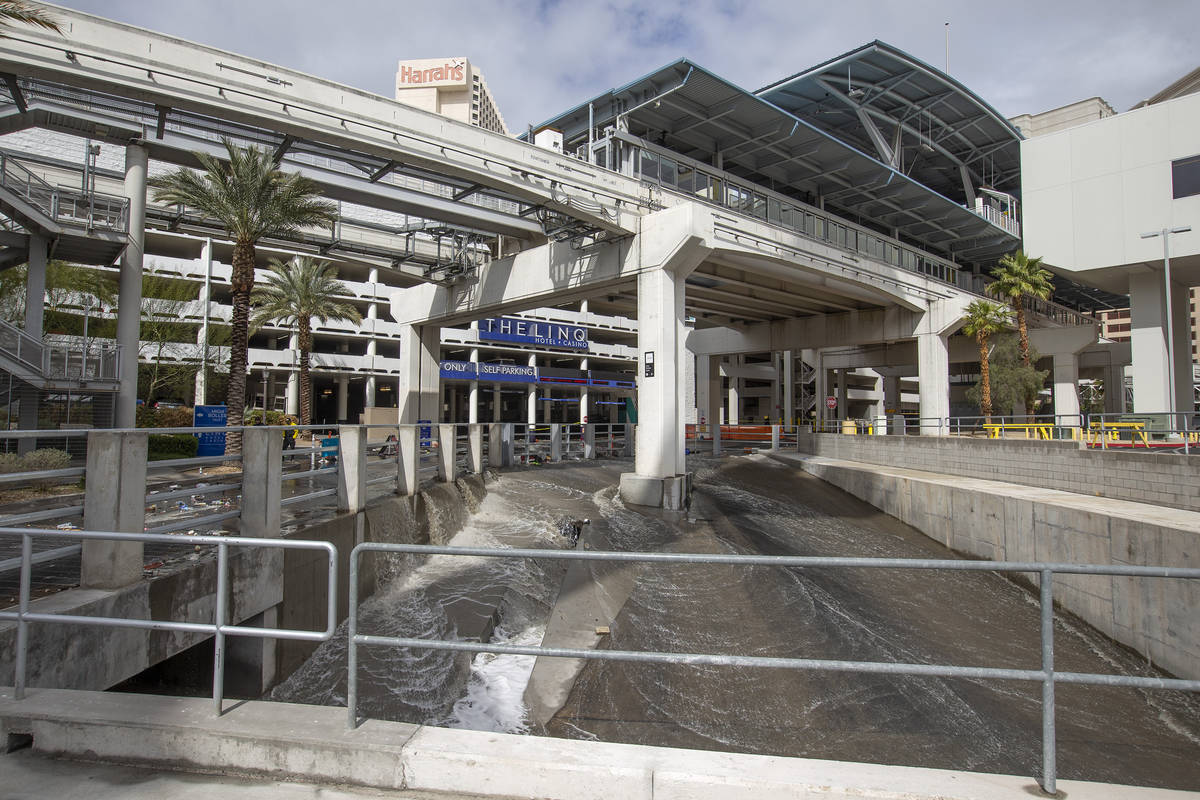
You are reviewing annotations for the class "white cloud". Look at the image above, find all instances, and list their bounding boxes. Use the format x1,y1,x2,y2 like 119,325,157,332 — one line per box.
49,0,1200,128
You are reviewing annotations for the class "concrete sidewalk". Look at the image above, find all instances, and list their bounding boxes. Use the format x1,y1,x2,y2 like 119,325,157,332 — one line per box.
3,747,510,799
3,688,1196,799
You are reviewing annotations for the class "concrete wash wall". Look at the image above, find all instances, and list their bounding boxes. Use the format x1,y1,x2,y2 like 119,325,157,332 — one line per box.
794,433,1200,514
0,483,478,696
789,453,1200,681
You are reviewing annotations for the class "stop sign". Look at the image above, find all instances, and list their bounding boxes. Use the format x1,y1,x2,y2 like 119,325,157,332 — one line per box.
825,396,837,409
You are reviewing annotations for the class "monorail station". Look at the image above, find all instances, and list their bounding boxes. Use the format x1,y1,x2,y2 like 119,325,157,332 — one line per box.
0,11,1193,508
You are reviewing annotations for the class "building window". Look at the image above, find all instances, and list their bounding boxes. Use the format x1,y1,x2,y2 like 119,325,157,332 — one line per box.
1173,154,1200,199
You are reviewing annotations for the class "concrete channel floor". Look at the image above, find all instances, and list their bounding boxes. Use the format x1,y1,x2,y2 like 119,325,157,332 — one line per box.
2,747,512,800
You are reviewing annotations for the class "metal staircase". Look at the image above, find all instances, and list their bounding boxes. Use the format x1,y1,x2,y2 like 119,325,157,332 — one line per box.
0,152,129,266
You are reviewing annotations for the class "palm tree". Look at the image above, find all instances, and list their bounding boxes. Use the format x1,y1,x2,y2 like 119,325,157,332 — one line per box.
962,300,1012,423
986,249,1054,368
251,257,361,425
149,139,336,450
0,1,62,37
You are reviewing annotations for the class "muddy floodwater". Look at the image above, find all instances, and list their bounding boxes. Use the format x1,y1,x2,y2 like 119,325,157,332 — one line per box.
275,455,1200,790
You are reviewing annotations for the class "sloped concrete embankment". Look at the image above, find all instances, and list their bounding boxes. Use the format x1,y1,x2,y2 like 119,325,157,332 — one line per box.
782,452,1200,681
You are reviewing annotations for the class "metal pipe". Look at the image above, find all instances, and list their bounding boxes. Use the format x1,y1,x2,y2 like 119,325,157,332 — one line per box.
1040,569,1057,796
213,542,229,715
15,533,31,699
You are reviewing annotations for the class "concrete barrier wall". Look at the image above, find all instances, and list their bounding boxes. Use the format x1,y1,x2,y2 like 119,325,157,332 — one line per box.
793,455,1200,681
794,433,1200,513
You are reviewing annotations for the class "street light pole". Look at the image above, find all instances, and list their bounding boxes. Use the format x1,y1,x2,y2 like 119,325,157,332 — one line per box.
1139,225,1192,418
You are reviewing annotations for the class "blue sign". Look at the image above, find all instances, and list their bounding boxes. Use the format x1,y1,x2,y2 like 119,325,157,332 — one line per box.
418,419,431,448
478,362,538,383
193,405,227,457
479,317,588,350
440,360,539,384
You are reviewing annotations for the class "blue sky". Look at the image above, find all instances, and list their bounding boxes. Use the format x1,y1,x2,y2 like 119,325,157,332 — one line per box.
47,0,1200,132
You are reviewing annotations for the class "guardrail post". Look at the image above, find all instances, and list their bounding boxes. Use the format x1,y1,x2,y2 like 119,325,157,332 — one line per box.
81,430,148,589
242,426,283,538
550,424,562,462
437,424,455,482
771,424,781,450
584,424,596,459
467,424,484,474
623,423,635,457
397,425,418,495
336,425,367,513
502,423,515,466
488,423,504,468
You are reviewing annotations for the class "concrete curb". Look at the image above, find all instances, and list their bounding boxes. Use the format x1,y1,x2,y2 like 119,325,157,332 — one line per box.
3,689,1196,799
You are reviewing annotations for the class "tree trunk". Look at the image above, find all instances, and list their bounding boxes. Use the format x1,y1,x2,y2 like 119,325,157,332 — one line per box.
298,320,312,426
978,335,992,422
225,240,256,455
1015,302,1039,417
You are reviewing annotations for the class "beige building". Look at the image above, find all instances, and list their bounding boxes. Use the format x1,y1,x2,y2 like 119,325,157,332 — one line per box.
1014,74,1200,365
395,57,509,135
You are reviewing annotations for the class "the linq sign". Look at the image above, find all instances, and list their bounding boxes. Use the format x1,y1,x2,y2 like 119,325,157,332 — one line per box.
479,316,588,350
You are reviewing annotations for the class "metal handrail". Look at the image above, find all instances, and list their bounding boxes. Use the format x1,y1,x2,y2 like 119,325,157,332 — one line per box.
347,542,1200,796
1,526,338,715
0,151,130,232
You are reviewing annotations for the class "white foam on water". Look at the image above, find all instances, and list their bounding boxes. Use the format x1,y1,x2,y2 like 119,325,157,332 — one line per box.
445,622,546,733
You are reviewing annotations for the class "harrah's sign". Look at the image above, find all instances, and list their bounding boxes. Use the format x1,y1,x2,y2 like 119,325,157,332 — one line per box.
398,61,465,86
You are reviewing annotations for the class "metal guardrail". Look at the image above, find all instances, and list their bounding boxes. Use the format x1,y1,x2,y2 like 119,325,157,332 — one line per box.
346,542,1200,796
0,527,337,713
0,152,129,232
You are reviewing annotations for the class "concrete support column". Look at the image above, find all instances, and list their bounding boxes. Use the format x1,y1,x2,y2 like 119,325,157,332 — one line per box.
468,345,480,424
584,424,596,459
836,369,848,420
1104,365,1126,414
727,356,741,425
502,423,515,465
336,376,349,423
771,353,783,423
16,385,39,453
814,351,828,429
550,423,562,462
365,268,379,409
695,354,710,427
397,324,440,425
579,356,589,425
194,239,214,407
917,331,950,435
633,266,687,480
397,425,418,496
242,426,282,536
1051,352,1081,423
1130,271,1192,414
115,144,147,429
467,424,483,473
492,384,501,422
771,425,781,450
437,424,455,482
488,423,505,467
336,425,367,513
81,431,148,589
23,233,46,341
526,353,537,425
705,355,722,431
881,371,903,434
783,350,794,426
286,334,299,416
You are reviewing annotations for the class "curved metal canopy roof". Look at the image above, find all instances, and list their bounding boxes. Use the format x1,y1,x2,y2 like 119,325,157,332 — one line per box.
530,51,1020,264
756,41,1023,204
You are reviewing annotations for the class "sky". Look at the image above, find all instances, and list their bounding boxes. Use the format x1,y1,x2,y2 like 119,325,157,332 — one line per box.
47,0,1200,133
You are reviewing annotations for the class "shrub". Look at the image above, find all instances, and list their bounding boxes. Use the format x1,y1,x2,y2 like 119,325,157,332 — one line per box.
137,405,195,429
245,409,289,427
21,448,71,488
0,452,22,474
21,448,71,472
148,433,199,461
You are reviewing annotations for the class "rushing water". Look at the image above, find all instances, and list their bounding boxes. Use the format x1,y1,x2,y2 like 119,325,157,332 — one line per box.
272,455,1200,789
